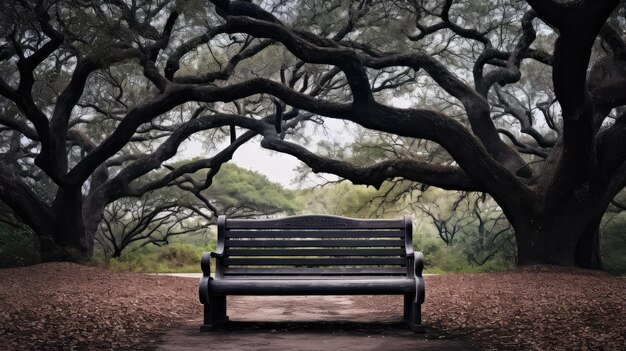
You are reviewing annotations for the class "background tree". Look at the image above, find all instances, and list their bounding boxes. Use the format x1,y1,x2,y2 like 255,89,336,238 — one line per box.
458,197,516,266
0,0,310,262
298,179,517,270
96,162,296,259
98,199,205,259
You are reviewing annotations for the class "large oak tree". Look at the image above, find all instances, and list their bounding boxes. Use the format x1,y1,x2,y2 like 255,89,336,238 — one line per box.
0,0,624,267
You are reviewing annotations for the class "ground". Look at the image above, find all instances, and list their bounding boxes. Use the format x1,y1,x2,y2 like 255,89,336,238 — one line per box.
156,295,474,351
0,263,624,350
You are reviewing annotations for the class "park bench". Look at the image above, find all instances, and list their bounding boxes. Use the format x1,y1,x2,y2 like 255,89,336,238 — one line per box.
198,214,425,332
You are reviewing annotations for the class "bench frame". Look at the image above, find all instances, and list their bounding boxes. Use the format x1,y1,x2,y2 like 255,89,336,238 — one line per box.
199,215,425,332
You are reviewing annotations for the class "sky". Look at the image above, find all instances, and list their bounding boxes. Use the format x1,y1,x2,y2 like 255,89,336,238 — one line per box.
231,139,302,188
231,117,354,188
180,118,351,189
181,97,413,189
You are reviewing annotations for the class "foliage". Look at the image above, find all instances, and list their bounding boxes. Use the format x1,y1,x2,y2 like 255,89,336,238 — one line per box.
298,180,518,273
101,180,626,275
107,235,215,273
297,182,377,217
0,224,40,268
210,163,298,216
414,228,513,274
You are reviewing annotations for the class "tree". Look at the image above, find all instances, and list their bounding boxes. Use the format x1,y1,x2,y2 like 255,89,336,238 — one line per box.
97,199,206,259
196,0,624,269
297,179,516,268
457,197,516,266
96,162,297,259
0,0,308,262
0,0,624,268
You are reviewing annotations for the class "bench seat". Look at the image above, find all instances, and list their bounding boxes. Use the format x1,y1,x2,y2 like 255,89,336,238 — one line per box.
206,277,416,295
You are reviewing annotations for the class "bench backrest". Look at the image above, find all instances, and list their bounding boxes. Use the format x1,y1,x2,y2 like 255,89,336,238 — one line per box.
215,215,413,278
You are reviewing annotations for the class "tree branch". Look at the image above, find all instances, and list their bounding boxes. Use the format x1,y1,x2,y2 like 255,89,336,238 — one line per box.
0,168,53,239
216,10,374,103
260,137,478,191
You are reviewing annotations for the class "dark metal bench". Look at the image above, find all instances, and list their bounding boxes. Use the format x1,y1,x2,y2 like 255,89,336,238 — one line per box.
199,215,425,332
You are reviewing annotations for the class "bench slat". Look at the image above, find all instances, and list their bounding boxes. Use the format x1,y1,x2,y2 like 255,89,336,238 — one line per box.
225,230,405,238
226,215,404,229
223,257,406,266
225,248,405,256
222,267,408,276
224,239,404,248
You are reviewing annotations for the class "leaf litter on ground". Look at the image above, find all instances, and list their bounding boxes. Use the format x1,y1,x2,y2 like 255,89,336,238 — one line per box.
0,263,624,350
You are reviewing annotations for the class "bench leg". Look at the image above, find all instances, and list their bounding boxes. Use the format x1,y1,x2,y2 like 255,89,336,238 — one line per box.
201,295,228,331
404,294,424,333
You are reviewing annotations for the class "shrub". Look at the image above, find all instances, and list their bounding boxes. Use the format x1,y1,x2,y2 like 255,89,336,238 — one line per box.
0,225,40,268
108,242,207,273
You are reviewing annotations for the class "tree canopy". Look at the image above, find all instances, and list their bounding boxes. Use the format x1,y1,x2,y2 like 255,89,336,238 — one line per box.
0,0,624,267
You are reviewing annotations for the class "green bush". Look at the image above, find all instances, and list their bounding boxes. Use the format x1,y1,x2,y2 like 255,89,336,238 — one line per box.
156,244,202,268
0,224,40,268
107,232,216,273
109,243,204,272
414,230,513,274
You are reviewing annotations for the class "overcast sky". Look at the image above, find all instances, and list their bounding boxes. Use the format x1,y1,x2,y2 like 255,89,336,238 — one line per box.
179,118,351,189
180,98,413,189
232,140,302,188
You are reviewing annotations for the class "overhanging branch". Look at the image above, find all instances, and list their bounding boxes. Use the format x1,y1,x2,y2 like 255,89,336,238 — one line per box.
260,137,478,191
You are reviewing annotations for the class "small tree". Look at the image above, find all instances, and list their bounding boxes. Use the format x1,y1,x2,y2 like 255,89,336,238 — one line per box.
459,198,516,266
96,162,296,259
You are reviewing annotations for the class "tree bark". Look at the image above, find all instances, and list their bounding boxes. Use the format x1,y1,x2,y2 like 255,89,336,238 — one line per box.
82,194,108,261
511,203,605,268
51,187,90,262
38,236,63,262
0,169,64,261
574,216,603,269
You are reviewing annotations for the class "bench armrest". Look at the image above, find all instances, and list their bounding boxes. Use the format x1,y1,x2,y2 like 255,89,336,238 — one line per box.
200,252,212,276
201,251,223,276
414,251,424,277
199,250,224,304
414,251,425,304
404,215,414,258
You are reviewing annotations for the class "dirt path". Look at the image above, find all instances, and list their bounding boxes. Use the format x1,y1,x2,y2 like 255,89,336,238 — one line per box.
156,296,476,351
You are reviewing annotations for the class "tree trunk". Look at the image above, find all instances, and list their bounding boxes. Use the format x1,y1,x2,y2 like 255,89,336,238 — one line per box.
511,205,604,268
38,235,63,262
574,216,602,269
83,194,108,261
50,187,90,263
